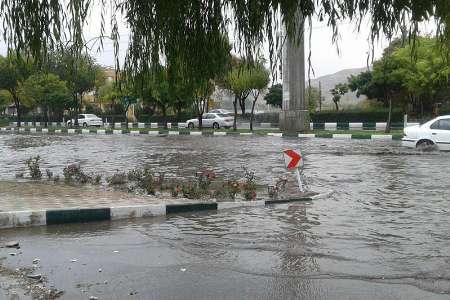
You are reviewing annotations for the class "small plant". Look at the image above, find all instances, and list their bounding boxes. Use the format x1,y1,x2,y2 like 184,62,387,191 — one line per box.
242,167,257,201
107,172,127,185
196,170,216,191
182,182,202,199
26,156,42,179
170,184,182,197
268,177,288,200
63,164,82,182
46,169,53,180
15,172,24,178
227,179,241,200
53,175,60,182
92,174,102,185
145,178,156,195
127,168,144,182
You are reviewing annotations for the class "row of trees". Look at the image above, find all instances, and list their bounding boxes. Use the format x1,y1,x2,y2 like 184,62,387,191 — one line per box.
0,45,273,130
330,36,450,131
0,51,104,127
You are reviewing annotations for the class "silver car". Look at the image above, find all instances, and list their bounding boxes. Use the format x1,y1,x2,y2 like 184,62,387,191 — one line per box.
67,114,103,127
186,113,234,129
209,109,233,116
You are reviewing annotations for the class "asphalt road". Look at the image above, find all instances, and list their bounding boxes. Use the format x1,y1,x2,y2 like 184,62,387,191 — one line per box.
1,214,448,300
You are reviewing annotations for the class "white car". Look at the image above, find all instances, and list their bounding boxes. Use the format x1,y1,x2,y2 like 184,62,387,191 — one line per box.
67,114,103,127
186,113,234,129
402,115,450,151
209,109,233,116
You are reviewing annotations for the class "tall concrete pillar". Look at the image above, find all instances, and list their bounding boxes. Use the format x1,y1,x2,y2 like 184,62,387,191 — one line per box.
279,13,310,132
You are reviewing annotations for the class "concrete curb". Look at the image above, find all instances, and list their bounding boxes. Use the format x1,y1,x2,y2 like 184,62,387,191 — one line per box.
0,194,328,229
0,127,399,140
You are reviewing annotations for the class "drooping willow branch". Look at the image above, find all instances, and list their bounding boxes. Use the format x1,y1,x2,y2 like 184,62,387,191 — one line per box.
0,0,448,77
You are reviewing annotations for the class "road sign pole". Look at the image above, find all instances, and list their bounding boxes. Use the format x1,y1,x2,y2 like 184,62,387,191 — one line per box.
295,168,304,193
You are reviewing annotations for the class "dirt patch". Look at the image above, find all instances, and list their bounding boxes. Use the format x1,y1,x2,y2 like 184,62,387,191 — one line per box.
0,263,64,299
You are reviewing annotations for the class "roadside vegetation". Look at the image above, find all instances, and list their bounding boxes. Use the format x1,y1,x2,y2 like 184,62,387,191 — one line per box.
0,36,448,133
16,156,296,202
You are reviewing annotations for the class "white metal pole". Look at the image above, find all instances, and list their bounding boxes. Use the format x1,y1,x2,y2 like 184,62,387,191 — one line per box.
295,168,304,193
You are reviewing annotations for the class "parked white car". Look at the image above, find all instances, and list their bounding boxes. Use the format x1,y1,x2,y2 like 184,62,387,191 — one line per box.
209,109,233,116
67,114,103,127
402,115,450,151
186,113,234,129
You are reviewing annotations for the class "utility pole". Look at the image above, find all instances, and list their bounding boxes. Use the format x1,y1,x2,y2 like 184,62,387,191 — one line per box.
279,8,309,132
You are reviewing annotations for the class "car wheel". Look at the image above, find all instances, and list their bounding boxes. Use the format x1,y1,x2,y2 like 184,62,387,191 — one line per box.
188,122,195,129
67,121,72,127
83,122,88,128
213,122,220,129
416,139,435,151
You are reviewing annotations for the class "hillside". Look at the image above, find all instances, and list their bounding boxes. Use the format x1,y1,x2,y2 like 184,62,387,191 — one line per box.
309,67,371,109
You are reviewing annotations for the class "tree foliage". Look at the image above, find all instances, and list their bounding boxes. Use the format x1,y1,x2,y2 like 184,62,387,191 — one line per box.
348,37,450,116
330,83,348,111
0,0,448,79
264,84,282,108
47,50,104,125
21,73,71,125
0,54,33,126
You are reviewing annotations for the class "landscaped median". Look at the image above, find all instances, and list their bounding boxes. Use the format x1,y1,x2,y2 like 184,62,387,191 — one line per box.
0,126,404,140
0,191,331,230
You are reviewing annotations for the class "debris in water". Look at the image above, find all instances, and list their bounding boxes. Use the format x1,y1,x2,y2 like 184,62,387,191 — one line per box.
5,241,20,248
26,273,42,280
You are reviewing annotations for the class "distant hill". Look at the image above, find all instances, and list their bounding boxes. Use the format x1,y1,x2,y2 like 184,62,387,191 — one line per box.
309,67,371,109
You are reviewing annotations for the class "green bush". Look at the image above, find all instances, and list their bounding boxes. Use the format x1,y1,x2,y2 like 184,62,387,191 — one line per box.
311,109,404,123
137,112,194,123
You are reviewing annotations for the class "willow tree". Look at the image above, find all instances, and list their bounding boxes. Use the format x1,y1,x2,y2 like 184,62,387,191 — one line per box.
0,1,448,83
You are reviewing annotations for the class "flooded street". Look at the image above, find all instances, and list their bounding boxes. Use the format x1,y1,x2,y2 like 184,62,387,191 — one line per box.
1,133,450,299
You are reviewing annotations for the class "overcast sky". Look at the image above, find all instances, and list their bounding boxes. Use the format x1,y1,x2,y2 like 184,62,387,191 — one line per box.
0,11,434,79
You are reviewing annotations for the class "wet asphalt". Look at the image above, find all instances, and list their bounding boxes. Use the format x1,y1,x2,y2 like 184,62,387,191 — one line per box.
1,134,450,299
1,215,449,300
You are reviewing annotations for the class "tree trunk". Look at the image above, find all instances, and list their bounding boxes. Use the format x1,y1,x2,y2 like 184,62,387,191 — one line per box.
249,91,260,131
125,104,130,129
239,99,246,117
198,114,203,129
162,105,167,128
233,95,238,131
74,94,79,126
250,100,257,131
385,96,392,133
45,106,49,127
334,100,339,111
14,96,21,127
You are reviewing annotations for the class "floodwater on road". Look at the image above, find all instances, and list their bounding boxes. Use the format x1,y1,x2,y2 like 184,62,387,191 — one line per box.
1,133,450,299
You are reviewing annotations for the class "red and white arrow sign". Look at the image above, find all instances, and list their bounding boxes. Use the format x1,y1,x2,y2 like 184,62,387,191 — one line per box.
283,149,303,169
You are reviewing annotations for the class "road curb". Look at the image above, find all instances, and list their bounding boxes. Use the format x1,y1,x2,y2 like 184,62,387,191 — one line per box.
0,194,328,229
0,127,401,140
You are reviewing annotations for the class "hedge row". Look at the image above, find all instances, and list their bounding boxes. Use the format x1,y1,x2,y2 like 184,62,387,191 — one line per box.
252,110,405,123
310,110,404,123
